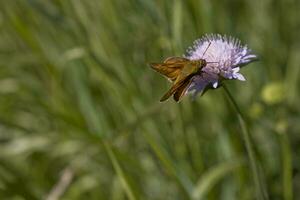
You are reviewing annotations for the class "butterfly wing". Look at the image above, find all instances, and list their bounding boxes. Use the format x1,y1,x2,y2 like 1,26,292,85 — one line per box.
163,57,189,64
149,57,189,82
149,63,182,82
173,78,192,102
160,75,192,102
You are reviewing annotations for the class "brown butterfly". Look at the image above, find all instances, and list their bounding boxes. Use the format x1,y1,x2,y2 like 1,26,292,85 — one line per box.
149,43,214,102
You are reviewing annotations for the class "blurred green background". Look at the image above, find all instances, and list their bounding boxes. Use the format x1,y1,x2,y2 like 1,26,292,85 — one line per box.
0,0,299,199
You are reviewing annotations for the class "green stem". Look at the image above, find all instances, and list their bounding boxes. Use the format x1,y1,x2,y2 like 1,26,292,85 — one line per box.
281,132,293,200
223,85,268,200
103,141,137,200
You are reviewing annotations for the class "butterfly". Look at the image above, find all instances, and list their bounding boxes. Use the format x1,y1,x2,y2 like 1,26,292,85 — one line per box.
149,42,215,102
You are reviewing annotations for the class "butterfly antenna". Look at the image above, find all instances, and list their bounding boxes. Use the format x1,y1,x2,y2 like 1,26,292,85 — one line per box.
206,61,219,64
201,42,219,65
201,42,212,58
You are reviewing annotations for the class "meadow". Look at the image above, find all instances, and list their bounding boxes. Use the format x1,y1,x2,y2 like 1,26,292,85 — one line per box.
0,0,299,199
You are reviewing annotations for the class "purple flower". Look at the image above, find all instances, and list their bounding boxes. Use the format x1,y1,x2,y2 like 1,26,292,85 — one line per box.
184,34,257,97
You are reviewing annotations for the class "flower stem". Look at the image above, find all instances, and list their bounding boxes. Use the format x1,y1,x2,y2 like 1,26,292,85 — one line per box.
223,85,268,200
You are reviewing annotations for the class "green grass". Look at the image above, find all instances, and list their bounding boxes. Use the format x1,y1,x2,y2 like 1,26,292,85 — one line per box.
0,0,299,199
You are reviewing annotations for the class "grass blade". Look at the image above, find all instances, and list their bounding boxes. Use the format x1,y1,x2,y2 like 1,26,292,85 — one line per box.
192,158,244,199
223,85,268,200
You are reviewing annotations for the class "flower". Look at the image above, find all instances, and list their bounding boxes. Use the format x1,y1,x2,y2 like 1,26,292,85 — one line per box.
184,34,257,97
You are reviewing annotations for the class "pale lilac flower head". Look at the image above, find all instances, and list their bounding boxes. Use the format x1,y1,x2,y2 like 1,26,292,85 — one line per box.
184,34,257,97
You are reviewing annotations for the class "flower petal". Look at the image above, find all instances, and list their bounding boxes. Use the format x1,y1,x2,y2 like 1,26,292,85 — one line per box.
212,82,218,88
234,73,246,81
232,67,240,73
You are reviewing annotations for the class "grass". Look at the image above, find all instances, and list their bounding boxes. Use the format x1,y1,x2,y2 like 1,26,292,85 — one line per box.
223,85,267,200
0,0,299,199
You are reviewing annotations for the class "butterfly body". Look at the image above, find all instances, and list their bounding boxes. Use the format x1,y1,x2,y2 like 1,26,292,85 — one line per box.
149,57,207,102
